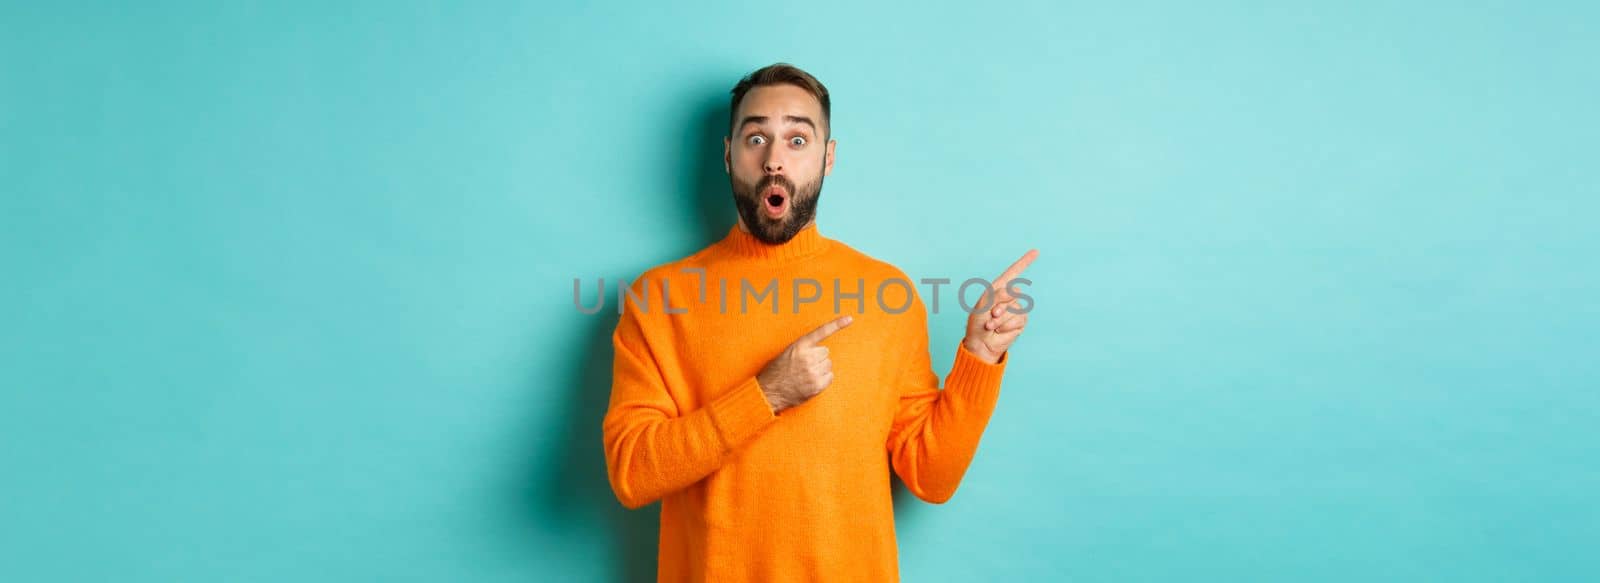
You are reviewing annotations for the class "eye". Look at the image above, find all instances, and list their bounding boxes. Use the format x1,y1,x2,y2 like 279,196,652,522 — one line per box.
747,135,767,145
790,136,807,146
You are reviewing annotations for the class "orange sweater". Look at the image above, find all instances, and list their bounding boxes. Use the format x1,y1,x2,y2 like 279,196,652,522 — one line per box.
602,223,1009,582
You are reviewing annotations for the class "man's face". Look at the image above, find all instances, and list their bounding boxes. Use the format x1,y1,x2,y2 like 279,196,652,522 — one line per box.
725,84,836,244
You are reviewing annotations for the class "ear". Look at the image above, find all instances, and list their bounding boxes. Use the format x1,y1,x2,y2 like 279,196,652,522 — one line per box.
723,135,732,175
823,139,837,177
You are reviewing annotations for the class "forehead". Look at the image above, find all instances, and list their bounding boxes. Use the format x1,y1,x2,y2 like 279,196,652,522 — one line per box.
736,84,824,124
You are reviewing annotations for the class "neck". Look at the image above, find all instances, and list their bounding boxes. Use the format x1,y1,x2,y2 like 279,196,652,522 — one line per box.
720,217,830,262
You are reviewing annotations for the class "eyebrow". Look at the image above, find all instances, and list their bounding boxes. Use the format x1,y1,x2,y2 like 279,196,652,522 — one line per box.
737,115,818,133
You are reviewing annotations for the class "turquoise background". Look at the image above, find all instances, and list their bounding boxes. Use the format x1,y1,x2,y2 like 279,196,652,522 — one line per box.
3,1,1596,581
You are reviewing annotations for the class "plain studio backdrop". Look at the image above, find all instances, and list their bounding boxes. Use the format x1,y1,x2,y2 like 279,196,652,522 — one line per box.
2,1,1596,581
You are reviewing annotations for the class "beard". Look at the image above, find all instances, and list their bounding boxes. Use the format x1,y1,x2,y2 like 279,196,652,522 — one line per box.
730,171,825,245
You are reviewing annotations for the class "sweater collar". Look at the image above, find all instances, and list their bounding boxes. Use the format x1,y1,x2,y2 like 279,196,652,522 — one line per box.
718,221,831,262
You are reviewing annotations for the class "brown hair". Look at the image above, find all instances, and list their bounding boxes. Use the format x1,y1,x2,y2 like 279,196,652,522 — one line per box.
728,63,831,138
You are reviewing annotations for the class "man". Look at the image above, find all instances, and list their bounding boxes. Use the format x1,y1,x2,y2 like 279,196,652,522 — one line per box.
602,63,1036,582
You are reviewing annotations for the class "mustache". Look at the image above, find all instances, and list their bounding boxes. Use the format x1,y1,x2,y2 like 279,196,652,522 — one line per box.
754,175,796,195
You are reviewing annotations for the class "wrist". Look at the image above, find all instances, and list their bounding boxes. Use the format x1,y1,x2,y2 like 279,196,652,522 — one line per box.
760,390,785,414
961,337,1002,364
754,375,787,413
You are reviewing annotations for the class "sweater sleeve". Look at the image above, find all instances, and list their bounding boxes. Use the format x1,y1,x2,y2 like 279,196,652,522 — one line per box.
885,295,1009,504
601,281,779,509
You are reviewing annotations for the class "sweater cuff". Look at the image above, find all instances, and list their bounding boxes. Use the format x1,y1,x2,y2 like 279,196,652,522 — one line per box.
706,376,778,452
946,342,1008,395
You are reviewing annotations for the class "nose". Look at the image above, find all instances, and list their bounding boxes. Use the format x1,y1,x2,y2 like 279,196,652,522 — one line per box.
762,147,783,174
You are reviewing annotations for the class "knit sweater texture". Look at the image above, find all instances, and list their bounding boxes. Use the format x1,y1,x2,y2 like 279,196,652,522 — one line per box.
603,223,1009,582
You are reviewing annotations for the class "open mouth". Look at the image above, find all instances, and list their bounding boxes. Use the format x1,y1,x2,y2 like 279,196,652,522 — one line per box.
762,188,789,218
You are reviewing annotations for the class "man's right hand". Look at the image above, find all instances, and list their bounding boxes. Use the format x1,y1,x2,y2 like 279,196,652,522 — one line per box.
756,315,853,413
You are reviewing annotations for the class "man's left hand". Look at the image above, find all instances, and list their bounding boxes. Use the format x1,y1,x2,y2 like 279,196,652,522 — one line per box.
962,249,1038,364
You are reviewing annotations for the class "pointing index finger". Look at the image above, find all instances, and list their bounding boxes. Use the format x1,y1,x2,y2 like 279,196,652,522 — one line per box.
798,315,853,347
995,249,1039,286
